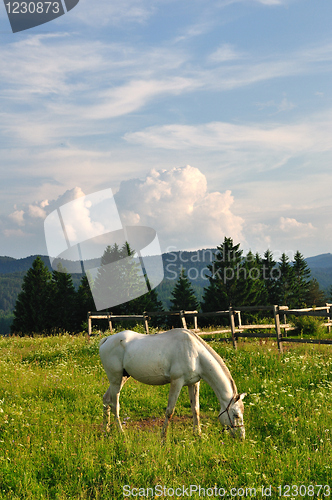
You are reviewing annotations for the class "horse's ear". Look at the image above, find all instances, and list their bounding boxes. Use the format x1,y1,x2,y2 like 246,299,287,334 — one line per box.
235,393,247,402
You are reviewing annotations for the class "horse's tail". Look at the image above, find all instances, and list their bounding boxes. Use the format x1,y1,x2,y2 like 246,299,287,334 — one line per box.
99,336,109,348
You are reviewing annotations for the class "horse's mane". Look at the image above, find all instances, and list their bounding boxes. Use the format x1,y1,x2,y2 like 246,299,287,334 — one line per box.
186,329,237,394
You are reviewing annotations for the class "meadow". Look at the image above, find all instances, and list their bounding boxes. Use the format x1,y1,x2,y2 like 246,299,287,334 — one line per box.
0,329,332,499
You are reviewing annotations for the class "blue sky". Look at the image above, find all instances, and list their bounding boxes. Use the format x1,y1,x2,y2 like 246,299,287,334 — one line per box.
0,0,331,260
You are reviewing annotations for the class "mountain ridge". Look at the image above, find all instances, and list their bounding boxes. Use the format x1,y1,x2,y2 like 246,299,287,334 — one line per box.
1,251,332,273
0,251,331,291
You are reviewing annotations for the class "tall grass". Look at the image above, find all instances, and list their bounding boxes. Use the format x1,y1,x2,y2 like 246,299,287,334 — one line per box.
0,333,331,499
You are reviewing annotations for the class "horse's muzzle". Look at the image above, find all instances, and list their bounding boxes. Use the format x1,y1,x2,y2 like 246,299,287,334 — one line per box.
229,426,245,440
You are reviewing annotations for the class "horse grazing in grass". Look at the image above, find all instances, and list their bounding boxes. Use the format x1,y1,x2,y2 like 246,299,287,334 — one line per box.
99,328,246,440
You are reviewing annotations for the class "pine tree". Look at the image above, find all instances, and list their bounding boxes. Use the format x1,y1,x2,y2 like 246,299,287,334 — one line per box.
170,268,200,311
129,287,164,315
275,253,296,307
76,274,95,329
305,278,326,307
242,251,267,306
115,242,164,315
292,251,311,307
91,242,149,312
11,256,52,334
261,249,279,305
328,285,332,303
50,264,77,332
201,237,248,311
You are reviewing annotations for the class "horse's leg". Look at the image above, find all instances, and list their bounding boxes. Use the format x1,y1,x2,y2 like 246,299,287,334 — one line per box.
188,382,201,436
161,378,183,441
103,386,112,433
103,376,129,433
113,376,129,432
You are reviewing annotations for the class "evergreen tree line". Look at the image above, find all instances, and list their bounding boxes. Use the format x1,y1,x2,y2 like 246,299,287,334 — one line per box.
11,243,163,335
10,237,329,335
200,237,327,313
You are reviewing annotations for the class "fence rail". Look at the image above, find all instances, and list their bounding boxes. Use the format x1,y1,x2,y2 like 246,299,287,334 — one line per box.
87,303,332,352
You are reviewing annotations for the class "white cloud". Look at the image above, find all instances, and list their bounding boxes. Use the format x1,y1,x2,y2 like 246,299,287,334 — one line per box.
2,34,331,147
208,44,242,63
247,223,272,248
8,210,24,226
216,0,286,6
80,77,198,121
124,113,332,155
0,5,331,260
279,217,316,238
28,205,47,219
1,167,245,255
3,229,28,239
50,186,85,207
0,167,329,259
115,165,245,250
68,0,161,27
6,187,85,232
254,0,283,5
0,35,100,98
255,97,296,113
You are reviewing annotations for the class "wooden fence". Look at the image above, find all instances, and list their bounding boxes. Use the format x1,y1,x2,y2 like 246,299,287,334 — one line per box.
87,304,332,353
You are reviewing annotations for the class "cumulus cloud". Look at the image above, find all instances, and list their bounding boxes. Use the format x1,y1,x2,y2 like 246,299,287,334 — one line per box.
0,168,325,259
5,187,85,234
8,210,24,226
28,205,47,219
279,217,316,238
1,167,245,255
115,165,245,250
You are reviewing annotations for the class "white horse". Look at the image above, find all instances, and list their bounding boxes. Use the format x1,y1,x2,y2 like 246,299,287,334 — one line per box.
99,328,246,440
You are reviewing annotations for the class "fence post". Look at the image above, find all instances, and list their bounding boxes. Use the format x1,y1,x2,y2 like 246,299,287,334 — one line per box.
107,313,113,333
229,307,237,350
237,310,242,329
180,311,187,329
87,312,92,339
194,313,198,331
326,303,331,334
273,305,283,353
143,312,150,334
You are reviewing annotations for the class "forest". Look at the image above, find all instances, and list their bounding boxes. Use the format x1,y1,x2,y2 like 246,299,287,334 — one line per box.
1,237,331,335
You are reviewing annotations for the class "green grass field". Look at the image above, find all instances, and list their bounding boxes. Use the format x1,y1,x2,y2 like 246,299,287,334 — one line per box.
0,330,332,499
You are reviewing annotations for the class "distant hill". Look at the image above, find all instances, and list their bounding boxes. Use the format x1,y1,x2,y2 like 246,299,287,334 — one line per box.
0,249,331,315
0,255,52,274
305,253,332,268
305,253,332,291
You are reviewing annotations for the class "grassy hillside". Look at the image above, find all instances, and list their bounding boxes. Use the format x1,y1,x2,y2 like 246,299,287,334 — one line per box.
0,331,331,499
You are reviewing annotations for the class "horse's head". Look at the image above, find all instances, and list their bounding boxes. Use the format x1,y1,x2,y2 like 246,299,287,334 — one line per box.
218,393,246,440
